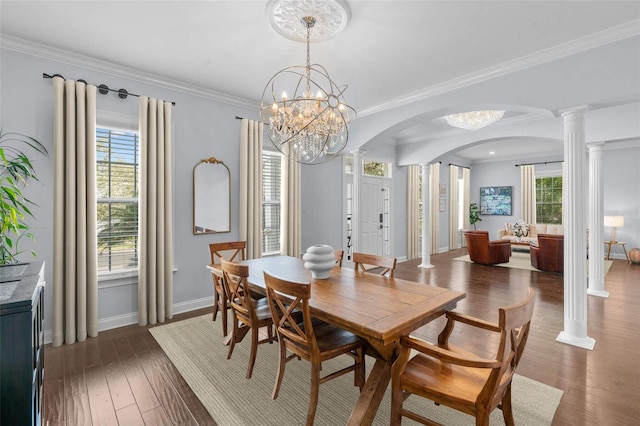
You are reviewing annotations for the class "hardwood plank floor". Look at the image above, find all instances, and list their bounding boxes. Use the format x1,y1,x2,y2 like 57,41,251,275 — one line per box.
43,250,639,425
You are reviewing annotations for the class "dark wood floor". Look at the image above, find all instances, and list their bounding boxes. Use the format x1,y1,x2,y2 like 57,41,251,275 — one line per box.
43,249,639,425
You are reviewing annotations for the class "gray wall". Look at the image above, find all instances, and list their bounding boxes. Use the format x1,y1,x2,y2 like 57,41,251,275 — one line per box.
1,48,258,338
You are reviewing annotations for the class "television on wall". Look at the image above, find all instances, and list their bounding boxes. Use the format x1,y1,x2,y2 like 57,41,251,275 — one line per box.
480,186,512,216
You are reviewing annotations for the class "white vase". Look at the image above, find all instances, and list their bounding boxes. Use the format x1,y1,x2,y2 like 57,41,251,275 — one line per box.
303,244,335,279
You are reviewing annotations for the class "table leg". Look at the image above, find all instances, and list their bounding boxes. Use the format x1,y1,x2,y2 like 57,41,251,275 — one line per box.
606,242,612,260
347,358,391,426
622,243,630,261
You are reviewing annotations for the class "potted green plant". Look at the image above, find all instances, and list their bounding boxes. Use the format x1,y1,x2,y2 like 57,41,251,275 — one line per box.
469,202,482,230
0,128,48,265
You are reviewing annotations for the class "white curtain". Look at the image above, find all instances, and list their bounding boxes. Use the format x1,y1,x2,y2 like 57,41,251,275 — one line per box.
138,96,174,326
407,165,420,259
239,119,263,259
448,165,460,249
52,76,98,346
281,155,301,257
429,162,440,254
521,165,537,224
462,167,470,234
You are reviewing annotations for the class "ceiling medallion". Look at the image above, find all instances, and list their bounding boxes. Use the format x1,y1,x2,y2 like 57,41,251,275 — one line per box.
445,110,506,131
261,0,354,165
266,0,350,42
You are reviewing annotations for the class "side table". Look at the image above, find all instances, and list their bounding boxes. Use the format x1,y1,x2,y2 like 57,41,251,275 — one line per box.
604,241,629,261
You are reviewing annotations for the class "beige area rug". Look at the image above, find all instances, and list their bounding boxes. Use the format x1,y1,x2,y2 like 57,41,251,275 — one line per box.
454,251,613,274
150,314,564,426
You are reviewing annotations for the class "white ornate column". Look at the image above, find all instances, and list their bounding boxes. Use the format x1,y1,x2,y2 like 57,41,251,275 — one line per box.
419,163,434,268
556,107,595,350
350,149,364,255
587,142,608,298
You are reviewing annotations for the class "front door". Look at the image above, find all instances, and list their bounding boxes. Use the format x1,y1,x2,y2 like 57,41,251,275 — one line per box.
360,176,391,256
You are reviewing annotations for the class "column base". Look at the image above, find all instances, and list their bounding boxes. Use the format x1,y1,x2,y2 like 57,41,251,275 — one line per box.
556,331,596,350
587,288,609,298
418,263,434,269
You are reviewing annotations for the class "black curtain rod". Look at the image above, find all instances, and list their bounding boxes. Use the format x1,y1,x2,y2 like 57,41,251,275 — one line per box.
515,160,563,167
43,73,176,105
448,163,470,169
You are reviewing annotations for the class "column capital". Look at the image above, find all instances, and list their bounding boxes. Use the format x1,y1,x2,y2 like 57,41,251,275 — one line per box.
350,148,366,157
586,141,606,151
559,105,589,118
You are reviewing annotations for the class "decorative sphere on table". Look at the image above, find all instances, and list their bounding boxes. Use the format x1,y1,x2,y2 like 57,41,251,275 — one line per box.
303,245,336,279
629,248,640,264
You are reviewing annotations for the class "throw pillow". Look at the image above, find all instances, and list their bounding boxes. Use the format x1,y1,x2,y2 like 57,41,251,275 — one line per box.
505,222,514,236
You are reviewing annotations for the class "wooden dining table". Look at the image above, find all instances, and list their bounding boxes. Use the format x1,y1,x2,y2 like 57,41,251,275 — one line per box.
208,256,465,425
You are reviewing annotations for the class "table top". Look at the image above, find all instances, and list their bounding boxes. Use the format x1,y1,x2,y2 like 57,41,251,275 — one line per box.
210,256,465,348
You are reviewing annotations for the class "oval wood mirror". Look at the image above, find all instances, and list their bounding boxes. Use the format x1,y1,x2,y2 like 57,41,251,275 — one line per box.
193,157,230,234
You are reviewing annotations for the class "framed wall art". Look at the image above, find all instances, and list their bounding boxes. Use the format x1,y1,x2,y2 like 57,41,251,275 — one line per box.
479,186,512,216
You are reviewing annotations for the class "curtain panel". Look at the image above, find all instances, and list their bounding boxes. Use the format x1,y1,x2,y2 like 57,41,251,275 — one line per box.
138,96,174,326
429,162,440,254
448,165,460,249
281,155,301,257
239,119,263,259
52,76,98,346
521,165,537,224
406,165,420,259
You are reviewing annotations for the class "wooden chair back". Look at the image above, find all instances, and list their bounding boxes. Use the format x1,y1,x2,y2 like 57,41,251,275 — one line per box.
353,252,397,277
208,241,246,336
391,288,536,425
209,241,246,264
334,250,344,267
220,258,255,325
263,271,316,357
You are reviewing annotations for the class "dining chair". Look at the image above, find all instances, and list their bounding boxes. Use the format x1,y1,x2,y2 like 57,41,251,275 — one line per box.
221,258,276,379
352,252,397,277
390,288,536,426
334,249,344,267
263,271,366,426
209,241,246,337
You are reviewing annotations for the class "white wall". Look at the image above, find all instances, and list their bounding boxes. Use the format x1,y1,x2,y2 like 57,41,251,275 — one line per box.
1,48,258,337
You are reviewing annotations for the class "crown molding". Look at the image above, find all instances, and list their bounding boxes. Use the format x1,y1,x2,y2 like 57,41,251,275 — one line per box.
358,20,640,118
0,35,258,110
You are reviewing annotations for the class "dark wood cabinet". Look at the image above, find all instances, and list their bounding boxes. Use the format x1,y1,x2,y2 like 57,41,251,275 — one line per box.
0,262,45,426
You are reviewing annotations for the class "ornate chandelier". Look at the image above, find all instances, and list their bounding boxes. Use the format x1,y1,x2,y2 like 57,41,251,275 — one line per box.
261,1,354,165
445,110,505,131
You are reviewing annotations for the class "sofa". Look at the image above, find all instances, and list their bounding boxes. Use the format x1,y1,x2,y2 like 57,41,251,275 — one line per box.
497,223,563,244
463,230,511,266
530,234,564,273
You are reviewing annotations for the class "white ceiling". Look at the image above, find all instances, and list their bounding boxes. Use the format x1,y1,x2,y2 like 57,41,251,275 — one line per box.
2,1,640,162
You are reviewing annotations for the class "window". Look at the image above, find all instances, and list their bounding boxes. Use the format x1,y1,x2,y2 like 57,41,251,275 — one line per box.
262,151,281,256
96,127,140,273
536,176,562,224
363,159,391,178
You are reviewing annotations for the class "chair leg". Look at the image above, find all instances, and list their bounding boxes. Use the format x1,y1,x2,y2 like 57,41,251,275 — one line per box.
501,384,515,426
306,363,321,426
390,375,403,425
246,326,259,379
227,314,238,360
354,347,365,390
212,288,219,321
272,340,287,400
475,406,490,426
220,295,228,337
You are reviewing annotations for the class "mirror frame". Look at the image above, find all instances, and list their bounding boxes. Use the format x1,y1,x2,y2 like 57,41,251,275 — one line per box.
193,156,231,235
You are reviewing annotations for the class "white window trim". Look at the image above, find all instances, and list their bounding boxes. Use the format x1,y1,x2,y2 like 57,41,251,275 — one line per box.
97,110,139,286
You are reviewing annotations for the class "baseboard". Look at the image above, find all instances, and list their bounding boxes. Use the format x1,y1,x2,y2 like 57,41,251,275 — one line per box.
44,296,213,345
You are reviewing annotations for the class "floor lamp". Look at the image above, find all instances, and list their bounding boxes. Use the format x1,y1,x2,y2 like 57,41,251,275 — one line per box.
604,215,624,243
